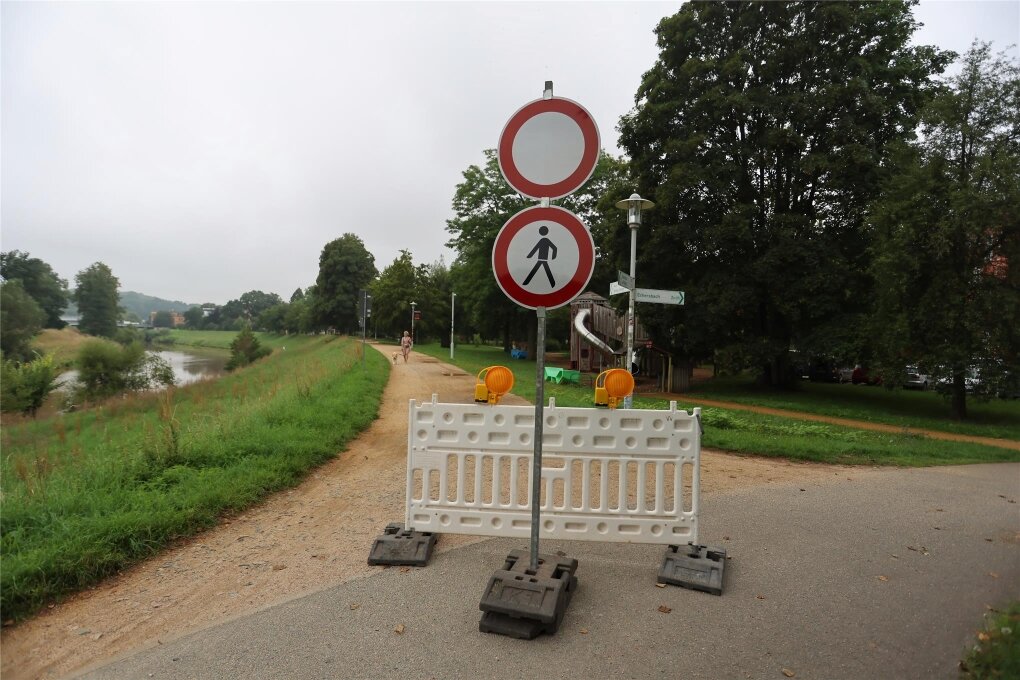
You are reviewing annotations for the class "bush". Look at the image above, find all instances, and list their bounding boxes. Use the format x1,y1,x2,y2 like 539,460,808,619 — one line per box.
225,326,271,371
73,340,175,400
0,354,59,416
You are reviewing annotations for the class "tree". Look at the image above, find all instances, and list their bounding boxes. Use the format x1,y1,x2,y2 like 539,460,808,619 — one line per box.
0,280,45,359
870,43,1020,419
152,310,174,328
310,234,377,333
225,326,271,370
74,262,121,338
617,1,951,386
1,354,59,417
445,149,630,351
371,250,418,339
0,251,69,329
183,306,205,329
290,287,305,303
73,339,174,401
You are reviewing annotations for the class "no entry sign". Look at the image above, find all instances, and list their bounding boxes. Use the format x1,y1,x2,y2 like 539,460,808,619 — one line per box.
492,205,594,310
498,97,600,200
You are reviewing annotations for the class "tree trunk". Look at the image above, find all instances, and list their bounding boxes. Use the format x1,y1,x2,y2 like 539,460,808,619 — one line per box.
950,373,968,420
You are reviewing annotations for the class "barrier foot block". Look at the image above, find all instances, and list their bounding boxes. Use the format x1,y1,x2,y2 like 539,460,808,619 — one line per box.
367,523,437,567
478,549,578,639
657,544,726,595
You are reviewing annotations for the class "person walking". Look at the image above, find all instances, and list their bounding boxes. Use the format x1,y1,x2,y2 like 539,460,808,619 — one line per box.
400,331,413,363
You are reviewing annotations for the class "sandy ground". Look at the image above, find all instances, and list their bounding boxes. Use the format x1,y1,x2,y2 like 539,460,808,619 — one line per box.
1,346,861,680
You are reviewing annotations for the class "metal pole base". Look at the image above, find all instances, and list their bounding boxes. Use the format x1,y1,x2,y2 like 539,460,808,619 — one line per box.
478,549,579,639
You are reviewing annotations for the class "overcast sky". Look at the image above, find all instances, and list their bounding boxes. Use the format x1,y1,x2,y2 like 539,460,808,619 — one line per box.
3,1,1018,305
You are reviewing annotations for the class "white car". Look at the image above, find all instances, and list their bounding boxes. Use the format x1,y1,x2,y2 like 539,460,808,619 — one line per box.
904,366,930,390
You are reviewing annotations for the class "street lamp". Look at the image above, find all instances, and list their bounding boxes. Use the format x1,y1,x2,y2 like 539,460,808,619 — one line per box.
615,192,655,408
410,301,417,344
450,292,456,360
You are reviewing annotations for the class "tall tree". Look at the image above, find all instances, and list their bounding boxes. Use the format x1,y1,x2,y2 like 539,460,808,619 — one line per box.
0,280,45,359
0,250,70,329
74,262,121,338
617,1,951,385
870,43,1020,419
310,234,377,333
371,250,418,339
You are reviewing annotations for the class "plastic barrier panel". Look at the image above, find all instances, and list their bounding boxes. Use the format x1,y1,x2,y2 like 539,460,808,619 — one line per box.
406,396,701,545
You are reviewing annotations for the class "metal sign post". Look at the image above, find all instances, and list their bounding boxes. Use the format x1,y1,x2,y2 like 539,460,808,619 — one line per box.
530,306,546,570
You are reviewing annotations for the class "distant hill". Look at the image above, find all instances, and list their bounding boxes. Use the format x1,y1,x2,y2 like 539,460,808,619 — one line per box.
64,291,199,322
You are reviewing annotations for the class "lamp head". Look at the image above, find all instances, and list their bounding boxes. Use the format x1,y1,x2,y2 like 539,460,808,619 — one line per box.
615,192,655,227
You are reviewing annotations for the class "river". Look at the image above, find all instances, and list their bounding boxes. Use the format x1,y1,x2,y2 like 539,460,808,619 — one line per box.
56,348,230,391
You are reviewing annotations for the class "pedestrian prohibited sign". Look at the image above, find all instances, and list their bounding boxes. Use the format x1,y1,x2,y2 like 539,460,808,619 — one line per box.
492,205,594,310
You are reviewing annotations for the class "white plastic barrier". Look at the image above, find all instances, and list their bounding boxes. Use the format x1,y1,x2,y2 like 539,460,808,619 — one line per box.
405,396,701,545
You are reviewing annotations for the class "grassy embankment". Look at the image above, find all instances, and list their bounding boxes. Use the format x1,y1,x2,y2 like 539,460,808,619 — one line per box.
1,332,388,621
415,343,1020,467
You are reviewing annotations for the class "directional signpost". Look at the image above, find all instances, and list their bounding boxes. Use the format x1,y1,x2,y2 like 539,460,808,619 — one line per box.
635,287,684,305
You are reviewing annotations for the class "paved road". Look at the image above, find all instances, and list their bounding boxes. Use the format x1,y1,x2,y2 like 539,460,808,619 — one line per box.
78,464,1019,680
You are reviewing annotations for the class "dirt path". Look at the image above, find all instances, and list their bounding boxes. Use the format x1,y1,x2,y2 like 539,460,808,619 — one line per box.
647,394,1020,452
2,346,861,680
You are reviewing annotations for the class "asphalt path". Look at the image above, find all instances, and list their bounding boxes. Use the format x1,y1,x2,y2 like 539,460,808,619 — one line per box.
77,463,1019,680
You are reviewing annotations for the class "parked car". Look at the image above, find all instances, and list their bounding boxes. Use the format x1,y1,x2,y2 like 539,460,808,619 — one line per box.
851,365,882,386
904,366,930,390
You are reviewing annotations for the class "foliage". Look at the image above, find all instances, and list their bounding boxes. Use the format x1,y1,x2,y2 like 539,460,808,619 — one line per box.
870,43,1020,420
310,234,377,333
1,280,46,360
118,291,195,322
1,354,59,416
74,262,121,338
152,310,175,328
371,250,418,339
73,339,175,401
0,250,69,328
960,601,1020,680
205,290,284,330
616,1,952,386
1,337,388,620
445,149,630,350
183,306,205,329
225,326,271,371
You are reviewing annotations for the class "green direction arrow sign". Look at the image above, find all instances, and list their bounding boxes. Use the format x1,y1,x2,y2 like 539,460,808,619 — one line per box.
634,288,684,305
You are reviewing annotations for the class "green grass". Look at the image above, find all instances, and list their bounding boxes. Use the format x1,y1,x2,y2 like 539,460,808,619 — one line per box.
157,328,295,350
415,343,1019,467
960,601,1020,679
689,376,1020,440
1,335,388,621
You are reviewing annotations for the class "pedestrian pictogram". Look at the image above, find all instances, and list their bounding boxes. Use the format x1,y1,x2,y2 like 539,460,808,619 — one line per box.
522,226,558,287
492,205,594,310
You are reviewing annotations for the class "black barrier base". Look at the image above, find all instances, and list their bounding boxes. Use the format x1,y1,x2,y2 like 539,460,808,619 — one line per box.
478,549,579,640
657,544,726,595
367,523,437,567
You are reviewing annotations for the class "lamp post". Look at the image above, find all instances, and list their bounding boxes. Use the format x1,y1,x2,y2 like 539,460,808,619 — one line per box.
450,292,456,360
410,301,417,344
615,192,655,408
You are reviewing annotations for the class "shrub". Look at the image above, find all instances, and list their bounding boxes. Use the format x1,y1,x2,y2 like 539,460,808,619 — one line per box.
0,353,59,416
225,326,271,371
74,340,175,400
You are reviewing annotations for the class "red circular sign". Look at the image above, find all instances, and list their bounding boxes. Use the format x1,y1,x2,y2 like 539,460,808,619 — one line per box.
492,205,594,310
498,97,600,199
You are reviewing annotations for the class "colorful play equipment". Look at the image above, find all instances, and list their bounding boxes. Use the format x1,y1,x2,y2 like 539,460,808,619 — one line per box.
593,368,634,409
473,365,515,405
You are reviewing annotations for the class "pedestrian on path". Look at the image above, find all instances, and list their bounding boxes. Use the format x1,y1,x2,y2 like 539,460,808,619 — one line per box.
401,331,413,363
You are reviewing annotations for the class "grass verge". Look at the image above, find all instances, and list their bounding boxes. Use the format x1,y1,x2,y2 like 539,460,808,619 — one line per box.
960,601,1020,679
1,336,388,621
415,343,1019,466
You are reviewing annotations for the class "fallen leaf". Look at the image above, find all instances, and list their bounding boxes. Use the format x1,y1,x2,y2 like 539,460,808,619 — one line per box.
799,488,805,492
933,526,942,530
877,575,889,582
782,669,796,677
890,554,900,559
350,603,361,610
988,572,999,579
655,583,666,588
579,628,589,634
723,536,731,541
756,594,766,600
394,624,405,634
985,538,994,542
399,567,411,573
977,631,990,642
272,564,286,571
658,605,672,614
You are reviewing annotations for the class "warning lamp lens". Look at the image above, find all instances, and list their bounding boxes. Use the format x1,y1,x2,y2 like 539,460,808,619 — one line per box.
484,365,515,396
603,368,634,399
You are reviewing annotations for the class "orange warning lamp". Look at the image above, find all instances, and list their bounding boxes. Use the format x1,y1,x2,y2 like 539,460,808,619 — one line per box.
484,365,514,405
594,368,633,409
474,366,515,405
